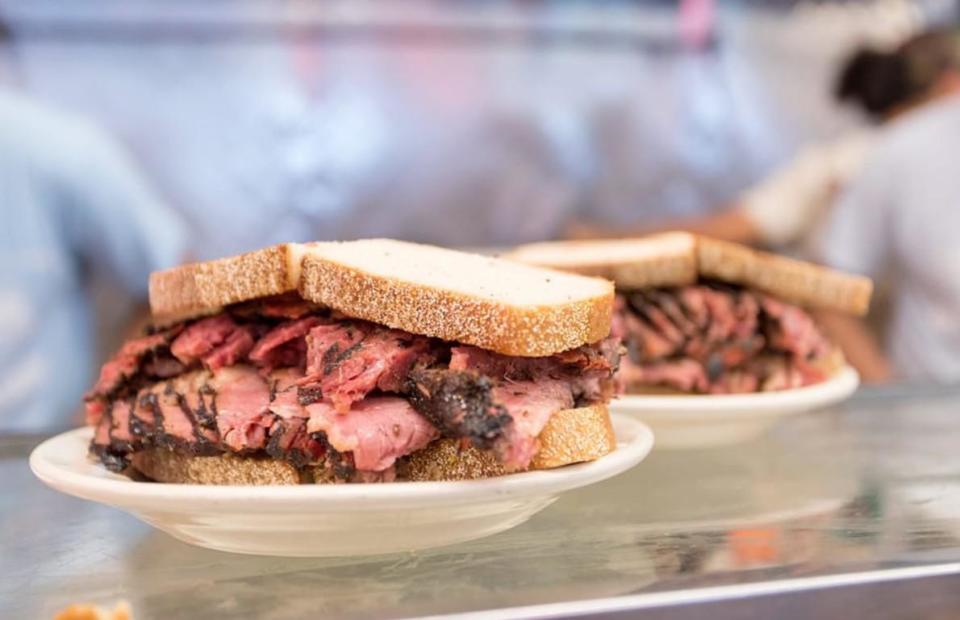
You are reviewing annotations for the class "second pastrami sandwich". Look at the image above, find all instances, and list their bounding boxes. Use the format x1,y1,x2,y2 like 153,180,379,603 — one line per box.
507,233,872,394
85,239,622,484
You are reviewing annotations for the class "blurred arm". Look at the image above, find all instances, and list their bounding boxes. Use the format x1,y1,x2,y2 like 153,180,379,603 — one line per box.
567,140,846,247
817,144,894,381
815,311,894,383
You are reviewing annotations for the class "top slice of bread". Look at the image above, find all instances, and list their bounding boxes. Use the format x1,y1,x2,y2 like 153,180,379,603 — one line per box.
505,232,699,290
150,243,318,323
298,239,614,356
149,239,614,356
696,237,872,316
506,232,873,316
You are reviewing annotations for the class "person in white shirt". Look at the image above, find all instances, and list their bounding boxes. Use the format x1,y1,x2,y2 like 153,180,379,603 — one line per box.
819,95,960,384
569,31,960,261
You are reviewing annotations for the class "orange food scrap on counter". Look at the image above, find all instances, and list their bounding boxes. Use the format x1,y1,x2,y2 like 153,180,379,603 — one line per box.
53,600,132,620
729,527,780,565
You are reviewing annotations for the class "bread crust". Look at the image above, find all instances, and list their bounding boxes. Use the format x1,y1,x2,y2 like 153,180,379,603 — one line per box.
299,240,614,357
696,237,872,316
131,451,302,485
128,405,614,485
507,233,873,316
149,243,317,323
504,233,698,290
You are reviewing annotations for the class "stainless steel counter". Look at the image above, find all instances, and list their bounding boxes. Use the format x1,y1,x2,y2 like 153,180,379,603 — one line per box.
4,386,960,619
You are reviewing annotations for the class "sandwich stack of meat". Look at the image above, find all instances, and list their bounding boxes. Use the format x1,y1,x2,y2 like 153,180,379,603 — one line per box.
507,233,872,395
84,240,622,484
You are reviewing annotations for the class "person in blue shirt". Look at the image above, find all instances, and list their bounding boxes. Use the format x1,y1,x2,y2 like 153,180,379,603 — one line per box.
0,61,188,429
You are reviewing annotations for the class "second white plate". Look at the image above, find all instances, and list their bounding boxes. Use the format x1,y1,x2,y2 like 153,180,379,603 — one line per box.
611,366,859,449
30,413,653,557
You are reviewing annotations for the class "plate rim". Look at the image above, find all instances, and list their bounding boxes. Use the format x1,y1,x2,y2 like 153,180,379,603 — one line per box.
30,413,653,511
612,365,859,417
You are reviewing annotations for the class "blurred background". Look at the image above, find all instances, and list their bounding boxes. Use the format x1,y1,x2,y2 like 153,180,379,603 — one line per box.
1,0,959,430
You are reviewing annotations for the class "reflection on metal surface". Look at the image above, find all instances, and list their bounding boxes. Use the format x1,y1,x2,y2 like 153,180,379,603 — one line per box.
3,386,960,617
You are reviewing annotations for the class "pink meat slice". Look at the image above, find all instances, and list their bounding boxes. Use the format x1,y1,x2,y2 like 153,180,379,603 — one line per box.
85,399,107,426
491,379,574,470
249,317,326,367
641,302,685,348
761,297,831,360
304,328,430,412
211,365,273,451
172,371,219,443
304,323,368,377
131,388,158,436
619,358,709,393
449,338,616,381
267,417,307,456
732,291,760,341
305,397,438,472
179,370,214,417
92,406,112,447
135,379,200,445
267,368,308,420
109,400,135,444
170,315,239,365
202,327,255,371
264,368,326,462
89,332,168,397
624,311,676,360
447,345,552,379
678,287,710,330
701,288,738,345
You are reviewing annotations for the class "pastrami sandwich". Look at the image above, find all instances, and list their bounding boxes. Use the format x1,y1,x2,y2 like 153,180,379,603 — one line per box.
85,239,622,484
506,233,872,394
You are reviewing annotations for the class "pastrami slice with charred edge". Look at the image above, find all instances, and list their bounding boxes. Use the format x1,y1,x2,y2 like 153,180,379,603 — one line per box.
404,368,512,451
299,327,432,412
86,329,178,400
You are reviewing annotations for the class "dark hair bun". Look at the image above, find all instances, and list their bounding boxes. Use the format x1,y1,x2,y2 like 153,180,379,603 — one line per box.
834,48,908,119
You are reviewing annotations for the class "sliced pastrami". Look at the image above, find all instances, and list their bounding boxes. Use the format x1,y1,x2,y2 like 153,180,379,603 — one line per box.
492,379,574,470
618,358,709,393
170,315,240,365
202,327,255,371
210,365,273,452
404,368,512,450
303,328,431,412
305,397,437,472
761,296,832,360
249,316,326,368
88,332,170,398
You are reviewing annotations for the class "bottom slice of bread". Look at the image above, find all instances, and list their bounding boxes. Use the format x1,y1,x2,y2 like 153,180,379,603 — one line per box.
129,405,614,485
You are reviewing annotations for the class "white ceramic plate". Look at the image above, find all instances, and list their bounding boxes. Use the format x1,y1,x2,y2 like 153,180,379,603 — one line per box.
30,413,653,557
611,366,859,450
